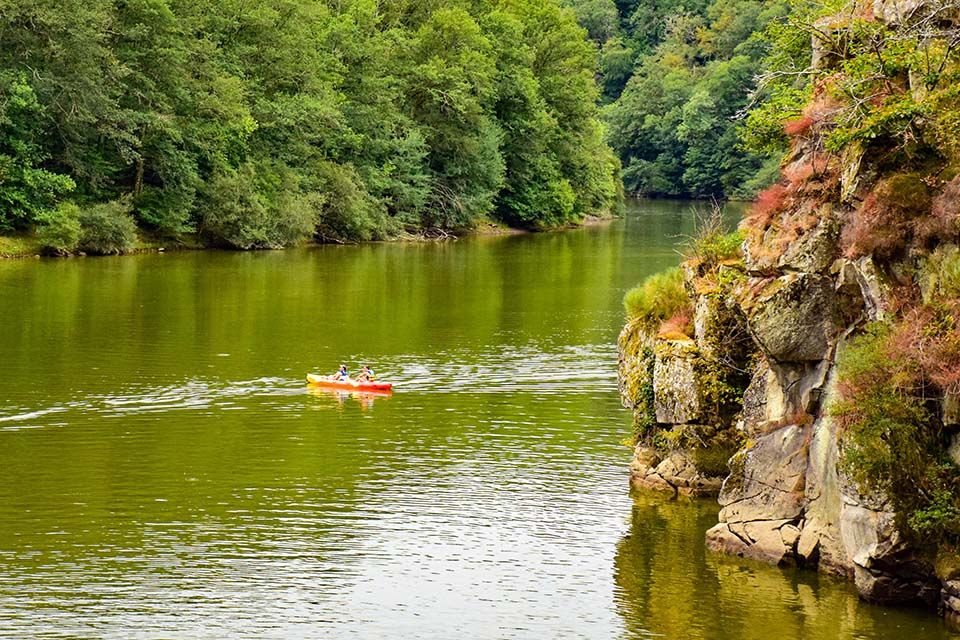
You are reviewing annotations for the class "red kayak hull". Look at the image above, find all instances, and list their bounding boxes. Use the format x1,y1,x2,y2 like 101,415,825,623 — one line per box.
306,374,393,392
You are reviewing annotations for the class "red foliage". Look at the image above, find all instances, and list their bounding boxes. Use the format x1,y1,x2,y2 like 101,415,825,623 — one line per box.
748,183,789,230
783,116,814,137
784,160,815,186
841,175,933,259
884,302,960,396
840,194,900,259
658,312,693,339
802,94,840,128
917,176,960,245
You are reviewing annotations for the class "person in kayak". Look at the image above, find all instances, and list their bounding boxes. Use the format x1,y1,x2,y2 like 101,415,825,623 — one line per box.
332,364,350,382
356,365,375,382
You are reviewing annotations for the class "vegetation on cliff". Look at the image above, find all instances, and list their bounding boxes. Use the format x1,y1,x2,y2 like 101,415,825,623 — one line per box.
833,310,960,547
0,0,621,253
619,211,753,485
619,1,960,589
744,0,960,565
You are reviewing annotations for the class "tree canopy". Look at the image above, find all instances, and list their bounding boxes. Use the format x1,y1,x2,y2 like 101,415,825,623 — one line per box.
568,0,797,199
0,0,621,249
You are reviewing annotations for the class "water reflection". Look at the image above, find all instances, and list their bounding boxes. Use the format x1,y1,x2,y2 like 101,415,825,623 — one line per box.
0,200,953,638
306,385,392,410
614,490,955,639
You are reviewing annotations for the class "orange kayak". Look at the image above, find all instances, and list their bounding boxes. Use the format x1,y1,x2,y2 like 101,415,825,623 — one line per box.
306,373,393,392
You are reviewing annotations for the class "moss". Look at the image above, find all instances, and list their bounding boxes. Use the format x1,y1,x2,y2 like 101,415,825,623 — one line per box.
630,348,657,443
935,546,960,581
693,444,739,477
880,173,932,213
922,245,960,302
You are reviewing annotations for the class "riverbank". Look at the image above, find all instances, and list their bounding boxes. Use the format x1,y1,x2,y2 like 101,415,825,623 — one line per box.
0,213,619,260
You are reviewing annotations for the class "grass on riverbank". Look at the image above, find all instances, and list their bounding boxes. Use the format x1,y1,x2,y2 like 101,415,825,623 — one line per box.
0,231,204,259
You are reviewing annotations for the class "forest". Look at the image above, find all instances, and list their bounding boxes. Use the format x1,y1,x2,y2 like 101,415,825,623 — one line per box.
586,0,803,199
0,0,623,252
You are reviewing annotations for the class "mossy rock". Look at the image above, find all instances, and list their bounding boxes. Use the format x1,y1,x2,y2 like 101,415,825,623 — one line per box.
617,318,653,410
742,272,845,362
653,340,703,425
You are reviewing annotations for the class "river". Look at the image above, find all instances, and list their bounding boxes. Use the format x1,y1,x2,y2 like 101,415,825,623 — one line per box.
0,199,953,638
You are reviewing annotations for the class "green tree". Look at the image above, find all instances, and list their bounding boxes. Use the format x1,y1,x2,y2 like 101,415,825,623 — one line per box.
0,73,75,228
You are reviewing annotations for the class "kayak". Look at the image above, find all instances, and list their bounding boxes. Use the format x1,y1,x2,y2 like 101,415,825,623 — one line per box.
306,373,393,392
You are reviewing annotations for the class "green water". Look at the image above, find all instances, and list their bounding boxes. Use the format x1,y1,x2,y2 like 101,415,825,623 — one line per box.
0,199,953,638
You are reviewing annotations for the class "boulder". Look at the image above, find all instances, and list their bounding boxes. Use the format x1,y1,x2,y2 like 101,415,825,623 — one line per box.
941,580,960,621
708,424,810,564
705,518,799,565
738,358,774,435
743,273,844,362
945,392,960,431
693,293,722,357
948,434,960,467
652,340,701,424
777,211,840,273
719,424,809,523
873,0,935,26
836,256,891,322
630,447,723,497
841,504,940,605
800,407,853,575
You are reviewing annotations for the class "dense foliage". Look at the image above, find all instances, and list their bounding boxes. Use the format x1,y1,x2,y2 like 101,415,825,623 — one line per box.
832,307,960,548
569,0,796,199
0,0,621,249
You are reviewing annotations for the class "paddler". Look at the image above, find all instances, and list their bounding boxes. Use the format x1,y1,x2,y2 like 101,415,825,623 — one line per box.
356,365,375,382
332,363,350,381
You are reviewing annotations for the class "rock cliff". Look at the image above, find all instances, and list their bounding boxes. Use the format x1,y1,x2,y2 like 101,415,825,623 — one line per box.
618,0,960,620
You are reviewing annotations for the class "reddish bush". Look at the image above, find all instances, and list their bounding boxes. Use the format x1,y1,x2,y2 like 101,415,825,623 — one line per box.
841,195,896,258
884,302,960,395
803,93,841,128
784,160,815,186
917,176,960,245
748,183,790,230
841,174,932,259
784,116,814,137
658,312,693,340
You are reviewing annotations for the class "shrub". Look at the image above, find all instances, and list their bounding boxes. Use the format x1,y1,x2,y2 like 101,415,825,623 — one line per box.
77,199,138,255
623,267,691,329
35,202,81,255
832,311,960,547
747,183,789,230
841,173,931,259
783,116,814,137
917,175,960,246
684,203,744,266
312,161,396,242
784,160,815,186
658,312,693,340
201,162,317,250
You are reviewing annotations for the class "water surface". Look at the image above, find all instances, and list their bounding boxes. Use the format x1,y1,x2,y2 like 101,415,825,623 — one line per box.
0,200,953,638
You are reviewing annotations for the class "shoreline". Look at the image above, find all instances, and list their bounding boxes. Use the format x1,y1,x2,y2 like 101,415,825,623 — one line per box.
0,213,620,260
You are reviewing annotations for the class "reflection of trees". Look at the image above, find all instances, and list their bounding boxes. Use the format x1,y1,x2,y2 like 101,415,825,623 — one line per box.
613,490,949,639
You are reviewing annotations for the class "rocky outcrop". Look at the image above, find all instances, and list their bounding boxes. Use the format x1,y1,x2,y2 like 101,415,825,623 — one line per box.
618,256,755,498
621,0,960,619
